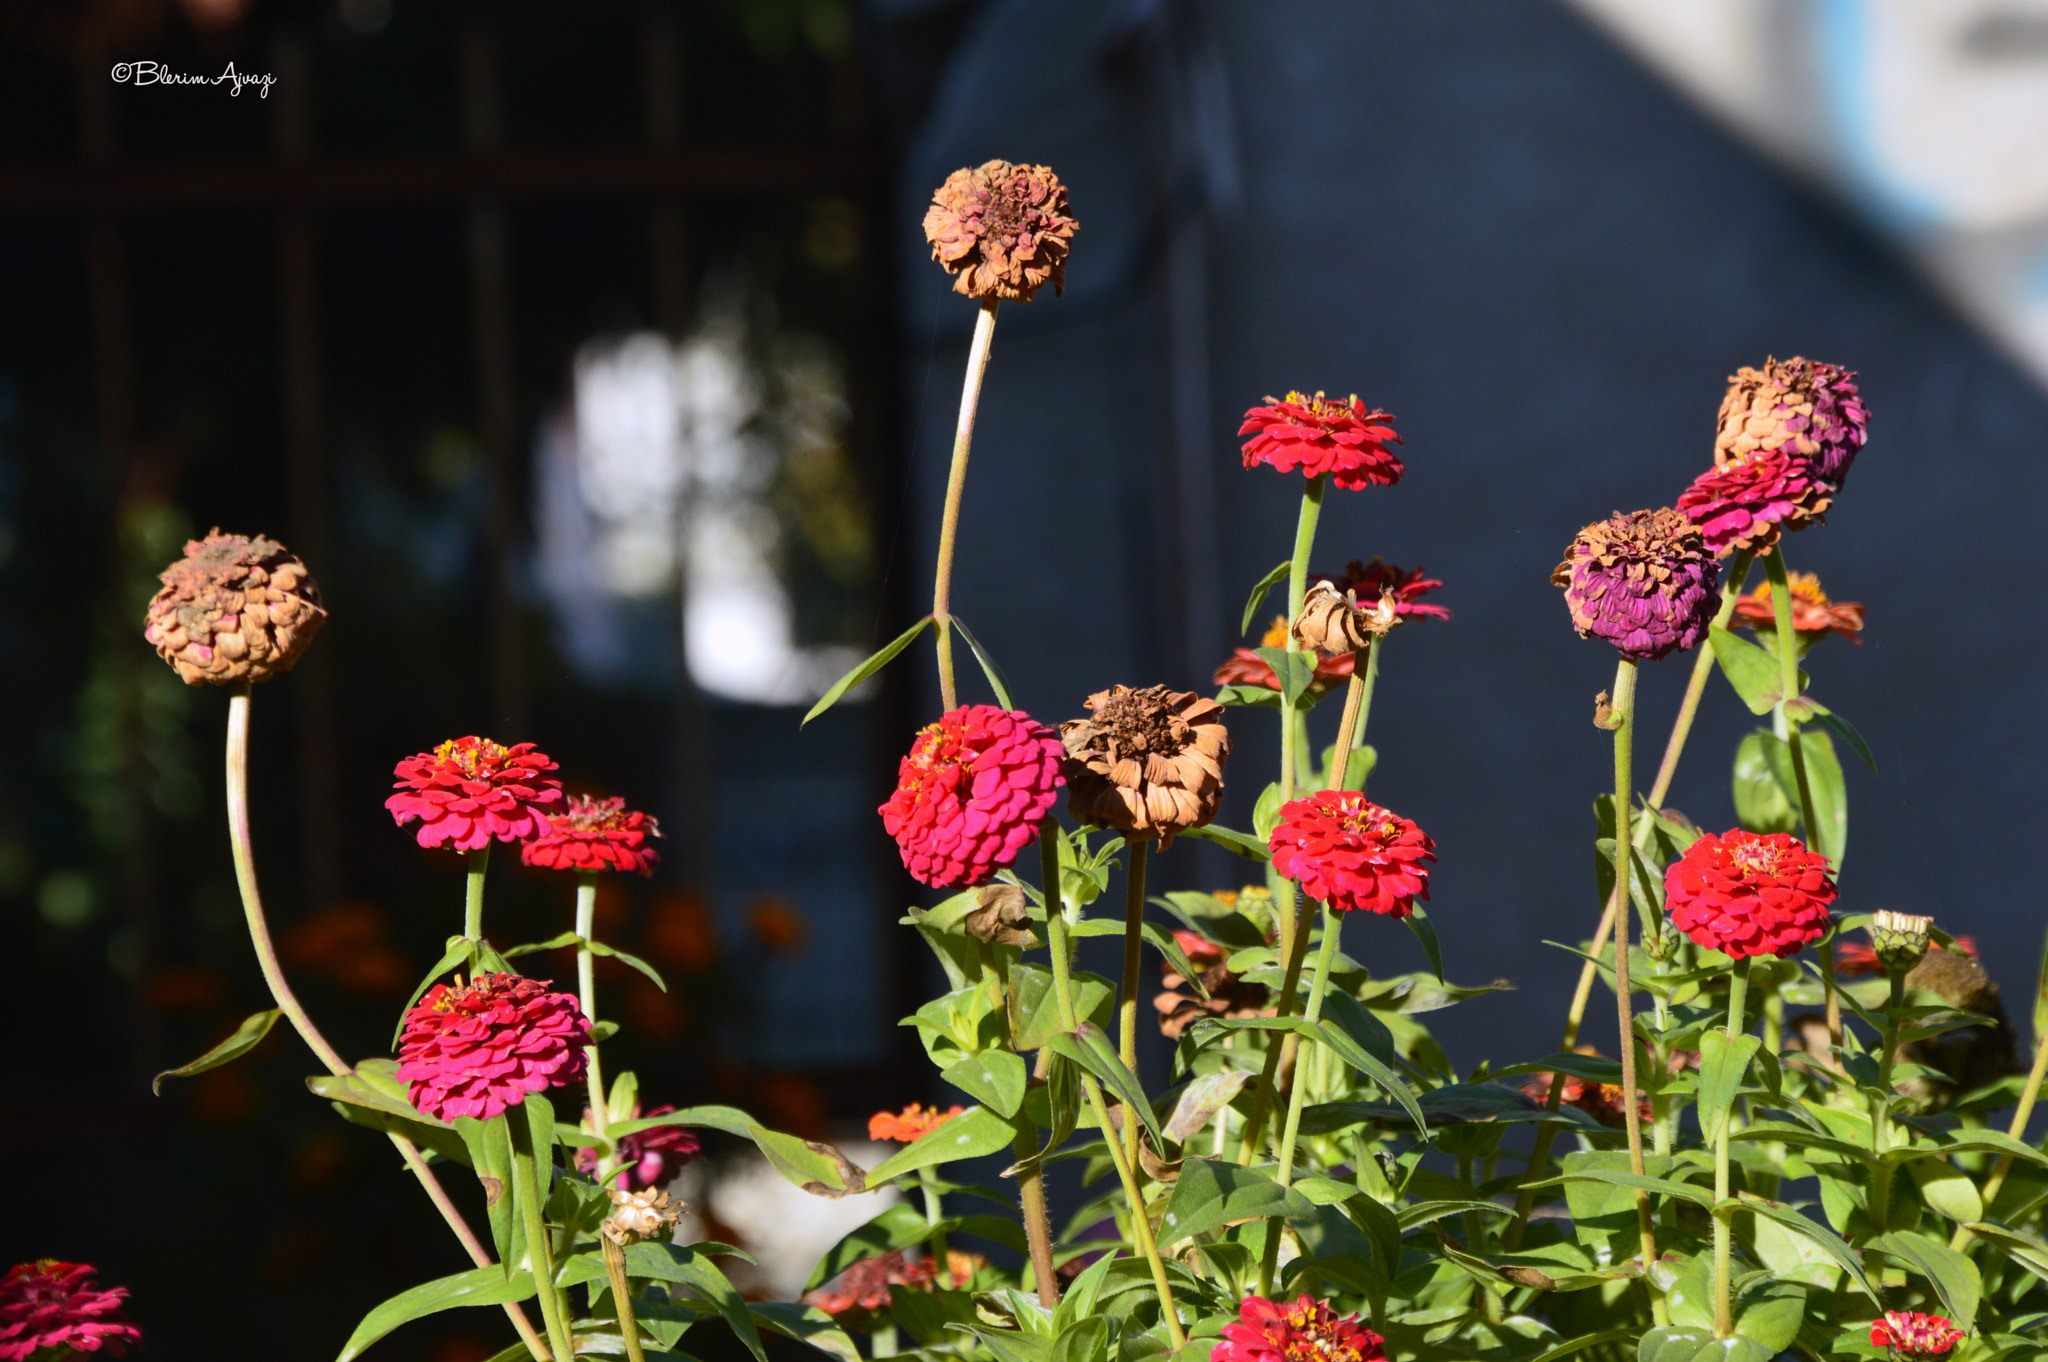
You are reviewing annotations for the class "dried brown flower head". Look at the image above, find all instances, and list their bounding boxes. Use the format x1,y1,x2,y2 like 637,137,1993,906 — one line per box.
964,883,1035,947
143,529,326,686
1292,580,1398,656
603,1185,683,1245
1061,685,1229,849
923,161,1077,303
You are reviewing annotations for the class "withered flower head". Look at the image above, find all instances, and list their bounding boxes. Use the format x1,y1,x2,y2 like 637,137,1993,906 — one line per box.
1328,559,1450,622
603,1185,684,1246
923,161,1077,303
1155,927,1272,1040
1061,685,1230,850
1553,508,1721,661
143,529,326,686
1716,356,1868,488
964,883,1035,947
1292,580,1397,656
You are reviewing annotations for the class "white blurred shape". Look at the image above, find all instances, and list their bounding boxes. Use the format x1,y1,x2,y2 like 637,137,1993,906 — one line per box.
703,1143,900,1298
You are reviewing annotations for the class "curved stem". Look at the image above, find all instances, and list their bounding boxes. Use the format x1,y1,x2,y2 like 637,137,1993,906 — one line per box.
1120,839,1150,1171
604,1236,650,1362
932,299,999,711
227,685,549,1358
1040,834,1185,1347
511,1113,578,1362
1765,548,1842,1052
465,846,490,945
1713,958,1753,1337
1955,1018,2048,1252
576,876,609,1137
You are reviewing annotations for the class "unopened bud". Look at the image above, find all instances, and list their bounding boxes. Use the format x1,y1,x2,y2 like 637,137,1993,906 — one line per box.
603,1186,683,1246
1868,910,1932,975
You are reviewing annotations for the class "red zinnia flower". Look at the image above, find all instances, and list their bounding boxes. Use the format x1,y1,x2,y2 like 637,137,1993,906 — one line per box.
1730,572,1864,644
386,737,564,852
1676,446,1833,558
575,1101,702,1190
879,705,1064,889
395,973,591,1121
1871,1311,1965,1360
1323,559,1450,622
1213,1295,1385,1362
1238,393,1403,491
868,1103,965,1143
521,794,663,876
1837,935,1975,979
1664,829,1837,960
1518,1049,1651,1127
803,1250,971,1318
1268,791,1434,919
0,1261,141,1360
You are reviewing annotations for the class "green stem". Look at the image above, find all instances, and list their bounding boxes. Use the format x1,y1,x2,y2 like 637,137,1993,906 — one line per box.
511,1112,579,1362
1764,547,1840,1053
1040,834,1185,1347
465,845,490,946
226,685,550,1360
1256,906,1347,1296
1607,659,1661,1319
1714,958,1753,1337
1120,839,1149,1170
1351,635,1382,777
576,876,609,1138
918,1166,951,1278
932,298,999,711
1645,550,1755,809
1956,1018,2048,1252
1865,969,1905,1295
604,1236,650,1362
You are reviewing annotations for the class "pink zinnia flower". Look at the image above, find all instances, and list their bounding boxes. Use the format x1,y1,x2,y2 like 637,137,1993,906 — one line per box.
1268,790,1435,919
0,1261,141,1360
878,705,1064,889
575,1101,701,1190
386,737,563,852
1238,392,1403,491
395,973,591,1121
521,794,663,876
1664,829,1837,960
1676,446,1832,558
1213,1295,1384,1362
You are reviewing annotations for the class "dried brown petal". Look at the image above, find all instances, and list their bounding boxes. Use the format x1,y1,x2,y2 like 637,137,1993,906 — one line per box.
1060,685,1229,850
964,883,1035,947
922,161,1077,303
142,528,326,686
1292,580,1396,656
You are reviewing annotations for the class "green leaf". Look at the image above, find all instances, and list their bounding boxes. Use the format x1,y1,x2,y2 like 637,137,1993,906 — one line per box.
1047,1023,1165,1150
1561,1151,1678,1250
630,1241,768,1362
1142,922,1208,1000
523,1093,556,1209
1158,1157,1312,1247
1811,707,1876,774
749,1302,862,1362
951,617,1015,710
1733,1279,1807,1352
1697,1031,1763,1143
863,1106,1016,1184
802,615,931,725
585,939,669,992
1177,823,1270,863
606,1103,756,1142
1051,1316,1113,1362
1539,1165,1714,1208
1871,1230,1980,1330
1909,1157,1986,1225
1527,1330,1638,1362
1710,625,1794,716
1241,559,1292,636
1252,783,1283,841
1405,906,1445,983
1012,966,1116,1051
749,1125,868,1196
1253,647,1317,709
1736,1194,1878,1303
1961,1221,2048,1285
1053,1252,1121,1334
943,1050,1029,1119
1163,1068,1253,1143
1297,1016,1425,1134
153,1009,280,1094
395,937,475,1044
499,929,582,959
1637,1325,1773,1362
335,1266,536,1361
1731,732,1799,836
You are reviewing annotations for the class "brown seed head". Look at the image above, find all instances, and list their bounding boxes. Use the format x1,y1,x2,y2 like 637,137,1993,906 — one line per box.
142,529,326,686
922,161,1077,303
1060,685,1229,849
603,1185,683,1246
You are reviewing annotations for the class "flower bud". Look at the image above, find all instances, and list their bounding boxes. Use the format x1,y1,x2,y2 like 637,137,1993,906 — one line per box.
1868,910,1933,975
603,1186,683,1246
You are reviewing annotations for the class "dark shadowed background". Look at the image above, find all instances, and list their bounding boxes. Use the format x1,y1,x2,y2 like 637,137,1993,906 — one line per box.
3,1,2043,1357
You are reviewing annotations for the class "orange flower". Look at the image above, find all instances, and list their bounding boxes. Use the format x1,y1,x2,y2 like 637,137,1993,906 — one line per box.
1731,572,1864,644
868,1103,965,1142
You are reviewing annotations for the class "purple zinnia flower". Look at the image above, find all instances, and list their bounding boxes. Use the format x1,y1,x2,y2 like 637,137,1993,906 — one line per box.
1553,508,1722,661
1715,356,1868,489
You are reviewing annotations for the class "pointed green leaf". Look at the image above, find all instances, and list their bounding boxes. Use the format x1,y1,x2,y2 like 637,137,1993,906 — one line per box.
1254,647,1318,709
1177,822,1270,862
585,938,669,992
1405,906,1445,982
634,1241,767,1362
1241,559,1292,636
1046,1023,1164,1149
1736,1194,1877,1303
1811,707,1876,774
1871,1230,1980,1329
749,1301,862,1362
1710,626,1790,716
1159,1157,1313,1247
863,1106,1016,1185
335,1266,536,1361
749,1124,867,1196
499,930,582,959
1731,732,1799,836
943,1050,1029,1119
1164,1068,1253,1143
1697,1031,1763,1143
951,617,1015,711
802,615,931,725
153,1009,279,1094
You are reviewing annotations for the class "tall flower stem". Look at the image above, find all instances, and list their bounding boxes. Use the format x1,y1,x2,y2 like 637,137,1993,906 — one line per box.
1765,547,1842,1052
226,684,550,1359
1645,549,1755,808
1713,958,1753,1337
1119,839,1150,1169
465,846,490,945
1256,904,1346,1297
510,1112,579,1362
576,876,609,1135
1040,834,1186,1348
603,1237,651,1362
1351,633,1382,764
1955,1018,2048,1253
1604,660,1660,1317
1866,970,1905,1290
931,298,999,711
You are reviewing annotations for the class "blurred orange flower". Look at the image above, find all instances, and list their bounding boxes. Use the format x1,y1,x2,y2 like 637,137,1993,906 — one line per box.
748,895,808,953
644,890,718,973
869,1102,964,1142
